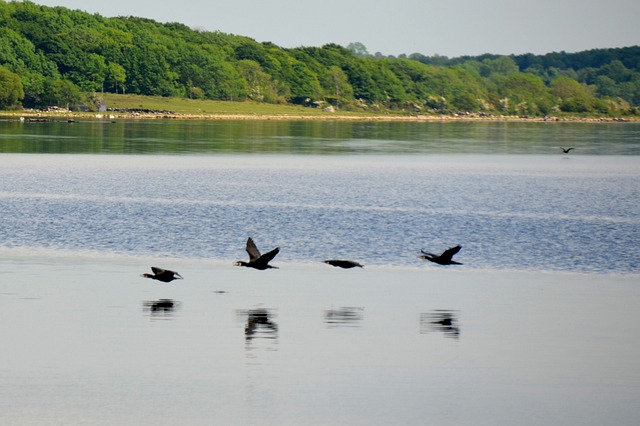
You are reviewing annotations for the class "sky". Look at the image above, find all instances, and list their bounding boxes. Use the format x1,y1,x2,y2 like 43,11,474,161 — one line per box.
30,0,640,58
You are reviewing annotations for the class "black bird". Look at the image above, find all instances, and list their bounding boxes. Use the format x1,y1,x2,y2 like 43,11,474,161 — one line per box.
141,267,183,282
560,147,574,154
419,245,463,265
234,237,280,270
324,260,364,269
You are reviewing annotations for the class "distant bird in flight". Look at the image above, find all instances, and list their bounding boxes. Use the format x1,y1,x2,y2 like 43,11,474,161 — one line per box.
141,267,183,282
323,260,364,269
419,245,463,265
235,237,280,270
560,147,574,154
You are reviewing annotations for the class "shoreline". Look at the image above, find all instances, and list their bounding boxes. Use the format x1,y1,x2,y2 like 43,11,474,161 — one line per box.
1,110,637,123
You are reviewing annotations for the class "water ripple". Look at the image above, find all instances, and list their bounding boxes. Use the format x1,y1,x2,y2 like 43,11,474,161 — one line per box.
0,154,638,274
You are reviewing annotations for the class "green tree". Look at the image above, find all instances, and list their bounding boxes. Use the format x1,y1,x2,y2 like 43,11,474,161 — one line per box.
237,59,279,102
324,65,353,106
551,76,595,112
446,67,486,111
2,0,638,115
21,71,47,107
483,56,519,77
371,60,407,105
106,62,126,94
618,80,640,105
0,65,24,109
599,60,633,82
594,75,618,98
346,42,370,58
497,73,554,115
342,59,387,102
270,52,321,102
43,78,81,108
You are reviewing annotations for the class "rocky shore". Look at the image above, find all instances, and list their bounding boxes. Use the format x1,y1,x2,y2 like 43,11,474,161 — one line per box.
2,109,637,123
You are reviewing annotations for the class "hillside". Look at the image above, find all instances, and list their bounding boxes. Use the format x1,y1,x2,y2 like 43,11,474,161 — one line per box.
0,0,639,117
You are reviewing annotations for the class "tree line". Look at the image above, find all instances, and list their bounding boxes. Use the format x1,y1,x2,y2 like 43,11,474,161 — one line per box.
1,0,639,117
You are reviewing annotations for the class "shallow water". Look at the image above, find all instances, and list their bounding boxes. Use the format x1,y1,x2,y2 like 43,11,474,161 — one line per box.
1,119,639,425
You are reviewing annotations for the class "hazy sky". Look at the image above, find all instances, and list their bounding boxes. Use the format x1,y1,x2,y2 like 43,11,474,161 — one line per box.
31,0,639,57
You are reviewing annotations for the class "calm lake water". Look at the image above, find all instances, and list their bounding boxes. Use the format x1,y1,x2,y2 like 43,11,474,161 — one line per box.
1,118,639,425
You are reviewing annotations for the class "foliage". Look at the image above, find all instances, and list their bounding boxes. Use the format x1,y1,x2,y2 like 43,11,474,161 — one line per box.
0,0,638,116
0,64,24,108
495,73,554,115
42,78,81,108
550,77,595,113
346,42,370,58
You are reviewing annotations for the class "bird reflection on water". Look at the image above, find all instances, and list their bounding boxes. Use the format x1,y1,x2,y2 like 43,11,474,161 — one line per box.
240,308,278,341
324,307,364,328
420,310,460,339
142,299,180,319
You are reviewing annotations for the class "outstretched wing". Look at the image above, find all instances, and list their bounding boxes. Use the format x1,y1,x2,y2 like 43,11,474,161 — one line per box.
151,266,166,275
440,245,461,262
256,247,280,266
245,238,261,262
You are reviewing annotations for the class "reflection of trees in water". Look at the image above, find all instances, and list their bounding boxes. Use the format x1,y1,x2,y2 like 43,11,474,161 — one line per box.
324,307,364,328
142,299,179,319
420,310,460,339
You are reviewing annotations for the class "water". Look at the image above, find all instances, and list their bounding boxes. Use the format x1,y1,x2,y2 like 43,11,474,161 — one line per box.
1,119,639,425
2,118,640,155
0,149,638,274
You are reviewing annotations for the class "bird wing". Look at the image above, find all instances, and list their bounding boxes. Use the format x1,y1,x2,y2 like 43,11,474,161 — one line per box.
440,245,461,261
257,247,280,265
245,238,261,262
151,266,166,275
420,250,437,260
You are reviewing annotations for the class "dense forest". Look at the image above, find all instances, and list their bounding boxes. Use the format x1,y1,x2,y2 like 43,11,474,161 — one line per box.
1,0,639,116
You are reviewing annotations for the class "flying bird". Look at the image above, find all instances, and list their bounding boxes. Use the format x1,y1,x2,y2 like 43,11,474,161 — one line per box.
234,237,280,270
323,260,364,269
141,267,183,282
419,245,463,265
560,147,574,154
